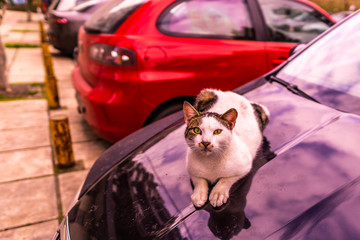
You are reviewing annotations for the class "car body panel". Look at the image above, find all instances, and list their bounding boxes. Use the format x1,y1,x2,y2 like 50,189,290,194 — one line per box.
137,37,269,106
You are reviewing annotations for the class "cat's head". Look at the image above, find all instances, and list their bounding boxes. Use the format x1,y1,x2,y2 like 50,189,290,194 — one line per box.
183,101,237,156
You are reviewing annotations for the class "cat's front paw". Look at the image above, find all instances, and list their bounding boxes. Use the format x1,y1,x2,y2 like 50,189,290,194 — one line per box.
209,187,229,207
191,189,208,207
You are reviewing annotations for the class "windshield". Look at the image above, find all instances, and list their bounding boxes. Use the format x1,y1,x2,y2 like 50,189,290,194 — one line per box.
72,0,98,12
54,0,78,11
276,11,360,114
84,0,148,34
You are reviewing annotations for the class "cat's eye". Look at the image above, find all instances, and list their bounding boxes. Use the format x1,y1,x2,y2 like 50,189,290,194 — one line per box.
213,129,222,135
193,127,202,135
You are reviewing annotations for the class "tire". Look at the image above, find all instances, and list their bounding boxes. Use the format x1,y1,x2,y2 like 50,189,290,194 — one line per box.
145,102,184,125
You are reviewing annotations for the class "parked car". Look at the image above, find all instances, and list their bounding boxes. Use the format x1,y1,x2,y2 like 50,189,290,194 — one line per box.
73,0,335,142
47,0,110,55
47,0,77,13
46,0,86,19
332,10,354,21
55,9,360,240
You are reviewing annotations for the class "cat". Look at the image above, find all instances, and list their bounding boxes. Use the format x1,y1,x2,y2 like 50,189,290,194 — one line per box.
183,89,269,208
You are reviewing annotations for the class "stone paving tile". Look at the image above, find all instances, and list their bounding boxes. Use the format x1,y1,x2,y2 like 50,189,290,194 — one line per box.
58,86,76,99
69,121,101,143
1,11,38,37
2,31,23,43
57,77,75,89
0,126,50,151
0,220,58,240
0,176,57,230
20,32,41,45
12,19,39,31
58,170,88,215
73,140,112,169
56,74,73,84
8,48,45,84
60,97,79,109
4,31,40,45
4,48,16,67
0,147,53,182
0,106,48,130
52,57,76,73
50,50,76,72
0,99,47,113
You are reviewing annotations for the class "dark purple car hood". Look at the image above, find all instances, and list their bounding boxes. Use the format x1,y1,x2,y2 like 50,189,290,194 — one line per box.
69,81,360,239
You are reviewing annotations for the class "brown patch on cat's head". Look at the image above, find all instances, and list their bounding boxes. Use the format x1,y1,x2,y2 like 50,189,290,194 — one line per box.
195,89,218,112
251,103,269,131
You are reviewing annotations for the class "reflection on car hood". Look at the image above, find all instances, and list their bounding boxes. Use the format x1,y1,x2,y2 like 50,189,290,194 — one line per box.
71,82,360,239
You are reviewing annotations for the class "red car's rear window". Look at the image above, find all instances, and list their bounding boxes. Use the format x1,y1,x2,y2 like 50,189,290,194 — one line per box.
84,0,149,34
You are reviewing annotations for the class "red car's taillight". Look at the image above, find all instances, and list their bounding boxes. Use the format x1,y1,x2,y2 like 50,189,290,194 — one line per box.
89,44,136,66
51,18,68,24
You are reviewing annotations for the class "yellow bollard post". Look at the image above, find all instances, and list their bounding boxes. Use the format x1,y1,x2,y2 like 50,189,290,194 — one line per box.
41,43,60,109
41,43,55,77
50,115,75,168
38,20,47,43
45,75,60,109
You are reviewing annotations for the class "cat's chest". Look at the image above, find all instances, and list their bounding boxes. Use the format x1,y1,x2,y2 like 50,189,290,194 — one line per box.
187,153,252,183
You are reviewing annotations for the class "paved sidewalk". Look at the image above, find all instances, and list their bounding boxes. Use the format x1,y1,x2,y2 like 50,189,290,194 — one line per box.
0,10,111,239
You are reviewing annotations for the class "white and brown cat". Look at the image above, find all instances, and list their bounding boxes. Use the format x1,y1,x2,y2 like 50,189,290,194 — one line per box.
183,89,269,208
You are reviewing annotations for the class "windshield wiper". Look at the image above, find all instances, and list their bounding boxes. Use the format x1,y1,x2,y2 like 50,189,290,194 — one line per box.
267,75,319,103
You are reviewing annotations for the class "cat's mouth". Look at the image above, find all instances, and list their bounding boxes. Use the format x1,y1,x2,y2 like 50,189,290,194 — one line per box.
200,148,213,155
196,142,214,154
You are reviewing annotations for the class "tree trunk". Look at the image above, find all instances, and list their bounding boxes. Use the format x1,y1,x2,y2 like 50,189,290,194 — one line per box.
0,11,8,91
27,0,32,22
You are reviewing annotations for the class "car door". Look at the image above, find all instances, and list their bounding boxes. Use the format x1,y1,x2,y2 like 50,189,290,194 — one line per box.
258,0,335,68
148,0,269,98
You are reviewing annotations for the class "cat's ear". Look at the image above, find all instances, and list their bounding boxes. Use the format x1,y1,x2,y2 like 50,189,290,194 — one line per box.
183,101,200,125
221,108,238,130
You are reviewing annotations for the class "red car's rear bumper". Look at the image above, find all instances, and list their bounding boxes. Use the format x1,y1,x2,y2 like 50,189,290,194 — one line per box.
71,65,148,142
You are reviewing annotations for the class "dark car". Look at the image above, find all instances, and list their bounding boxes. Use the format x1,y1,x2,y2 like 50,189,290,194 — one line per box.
73,0,335,142
53,9,360,240
46,0,80,17
47,0,109,55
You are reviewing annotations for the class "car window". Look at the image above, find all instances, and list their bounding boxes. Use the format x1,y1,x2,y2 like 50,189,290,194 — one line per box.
259,0,331,43
73,0,98,12
56,0,78,11
84,0,148,34
157,0,255,40
48,0,60,11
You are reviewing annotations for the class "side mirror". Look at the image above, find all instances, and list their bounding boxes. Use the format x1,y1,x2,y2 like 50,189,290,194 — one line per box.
289,44,306,56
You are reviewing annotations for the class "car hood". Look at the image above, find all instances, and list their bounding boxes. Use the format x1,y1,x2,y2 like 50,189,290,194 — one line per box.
70,81,360,239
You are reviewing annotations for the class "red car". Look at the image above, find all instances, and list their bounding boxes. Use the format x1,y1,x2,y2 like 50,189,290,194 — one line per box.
73,0,335,142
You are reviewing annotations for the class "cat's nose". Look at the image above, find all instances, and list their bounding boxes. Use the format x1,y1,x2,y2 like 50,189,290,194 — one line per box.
199,142,212,149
